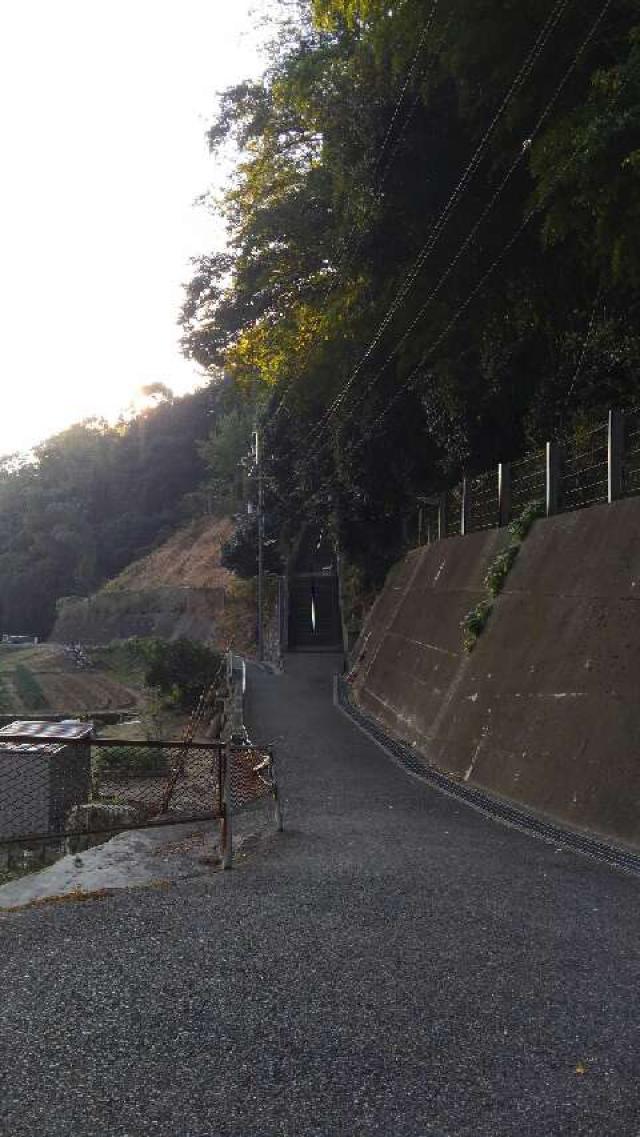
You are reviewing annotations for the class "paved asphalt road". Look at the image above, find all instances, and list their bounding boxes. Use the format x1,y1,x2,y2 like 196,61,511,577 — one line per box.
1,654,639,1137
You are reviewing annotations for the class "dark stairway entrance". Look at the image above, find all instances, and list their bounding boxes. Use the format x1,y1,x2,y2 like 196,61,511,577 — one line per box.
288,573,342,650
287,527,343,652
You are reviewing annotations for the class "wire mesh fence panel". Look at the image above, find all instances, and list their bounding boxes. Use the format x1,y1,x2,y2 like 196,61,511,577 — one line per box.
623,408,640,497
559,421,609,512
510,449,546,518
467,469,498,532
445,483,463,537
92,741,222,824
227,744,277,814
0,737,223,852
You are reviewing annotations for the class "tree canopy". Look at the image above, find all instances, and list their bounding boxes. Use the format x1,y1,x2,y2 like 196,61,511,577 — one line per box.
182,0,640,584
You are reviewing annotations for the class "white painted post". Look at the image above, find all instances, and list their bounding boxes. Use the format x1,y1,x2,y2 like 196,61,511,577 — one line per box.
546,441,561,516
460,477,470,536
608,409,624,502
498,462,512,527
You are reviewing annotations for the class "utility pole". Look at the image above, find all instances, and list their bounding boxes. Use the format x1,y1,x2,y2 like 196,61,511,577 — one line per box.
254,427,265,662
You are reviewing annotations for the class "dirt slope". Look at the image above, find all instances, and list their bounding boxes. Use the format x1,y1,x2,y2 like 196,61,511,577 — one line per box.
105,518,236,592
50,517,257,651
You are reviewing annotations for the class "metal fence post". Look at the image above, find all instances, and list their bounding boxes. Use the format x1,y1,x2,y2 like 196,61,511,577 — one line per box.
546,441,561,516
270,749,284,833
460,477,470,536
608,409,624,502
498,462,512,527
220,744,233,869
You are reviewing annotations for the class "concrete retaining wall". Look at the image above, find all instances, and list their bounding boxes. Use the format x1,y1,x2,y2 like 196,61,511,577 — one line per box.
50,587,226,645
352,497,640,847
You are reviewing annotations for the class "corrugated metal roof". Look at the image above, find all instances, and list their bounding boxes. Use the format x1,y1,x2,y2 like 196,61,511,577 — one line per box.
0,720,93,740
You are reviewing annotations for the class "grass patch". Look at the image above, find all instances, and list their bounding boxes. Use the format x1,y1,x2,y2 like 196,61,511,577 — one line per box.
93,744,169,780
12,664,49,710
91,638,150,685
0,674,13,712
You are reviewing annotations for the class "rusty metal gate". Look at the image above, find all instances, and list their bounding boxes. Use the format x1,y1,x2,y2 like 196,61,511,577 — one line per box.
0,729,281,873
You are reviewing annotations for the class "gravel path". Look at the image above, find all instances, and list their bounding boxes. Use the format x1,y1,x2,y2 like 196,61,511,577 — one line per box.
1,653,639,1136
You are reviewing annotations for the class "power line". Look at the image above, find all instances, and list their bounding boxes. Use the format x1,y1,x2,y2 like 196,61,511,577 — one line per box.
306,0,573,443
276,0,620,505
306,0,608,466
266,0,442,430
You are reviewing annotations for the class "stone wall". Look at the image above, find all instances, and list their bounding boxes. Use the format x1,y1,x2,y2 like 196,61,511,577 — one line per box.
50,587,226,645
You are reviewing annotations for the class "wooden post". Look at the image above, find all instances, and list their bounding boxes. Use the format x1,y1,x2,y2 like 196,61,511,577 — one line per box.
608,409,624,502
546,441,561,516
498,462,511,527
438,493,447,540
460,477,470,536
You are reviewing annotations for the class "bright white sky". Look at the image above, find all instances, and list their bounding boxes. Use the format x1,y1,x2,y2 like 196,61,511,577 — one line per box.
0,0,272,456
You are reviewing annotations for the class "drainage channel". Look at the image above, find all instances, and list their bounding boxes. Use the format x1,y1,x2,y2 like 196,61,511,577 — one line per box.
334,675,640,878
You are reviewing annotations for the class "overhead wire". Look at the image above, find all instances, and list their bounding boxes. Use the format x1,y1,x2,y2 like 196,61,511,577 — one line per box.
302,0,607,470
336,0,620,470
265,0,441,431
273,0,619,510
310,0,574,436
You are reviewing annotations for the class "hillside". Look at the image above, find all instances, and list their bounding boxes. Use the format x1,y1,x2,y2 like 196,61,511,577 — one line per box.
103,517,235,591
51,517,257,652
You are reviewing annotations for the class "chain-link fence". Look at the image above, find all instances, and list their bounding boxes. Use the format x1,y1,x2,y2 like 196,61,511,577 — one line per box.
0,728,282,872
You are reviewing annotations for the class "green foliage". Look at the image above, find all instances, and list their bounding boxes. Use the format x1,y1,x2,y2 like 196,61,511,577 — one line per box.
0,674,11,712
221,515,282,579
461,600,493,654
464,498,546,651
0,384,227,636
182,0,639,589
93,745,169,781
508,500,546,543
13,665,49,710
484,545,520,599
142,638,223,711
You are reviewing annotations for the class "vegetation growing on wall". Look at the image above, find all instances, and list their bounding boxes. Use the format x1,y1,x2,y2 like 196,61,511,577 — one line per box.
462,500,545,652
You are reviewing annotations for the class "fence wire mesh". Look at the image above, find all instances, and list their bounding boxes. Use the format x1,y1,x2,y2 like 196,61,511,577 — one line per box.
227,744,279,814
560,421,609,512
624,409,640,497
445,484,463,537
467,470,498,532
0,736,224,851
510,449,546,517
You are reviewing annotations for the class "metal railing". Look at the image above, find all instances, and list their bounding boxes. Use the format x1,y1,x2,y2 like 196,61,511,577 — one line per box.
559,420,609,512
410,407,639,542
0,732,281,872
510,448,546,518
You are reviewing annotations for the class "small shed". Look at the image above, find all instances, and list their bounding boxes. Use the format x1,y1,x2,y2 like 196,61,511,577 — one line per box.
0,720,94,842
